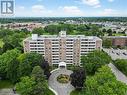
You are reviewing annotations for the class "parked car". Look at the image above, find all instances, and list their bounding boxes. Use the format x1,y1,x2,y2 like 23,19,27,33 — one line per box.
123,52,127,55
116,53,120,55
112,51,115,53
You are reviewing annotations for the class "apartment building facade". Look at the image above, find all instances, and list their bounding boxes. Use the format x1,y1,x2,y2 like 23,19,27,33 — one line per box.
23,31,102,65
106,36,127,47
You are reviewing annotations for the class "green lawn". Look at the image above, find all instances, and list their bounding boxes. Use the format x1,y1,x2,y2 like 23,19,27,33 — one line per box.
51,65,58,71
0,80,54,95
70,90,86,95
0,80,14,89
112,33,125,36
0,39,4,48
70,90,81,95
43,33,50,35
47,89,55,95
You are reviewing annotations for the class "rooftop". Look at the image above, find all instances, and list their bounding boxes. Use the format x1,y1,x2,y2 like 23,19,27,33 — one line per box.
106,36,127,39
24,31,101,41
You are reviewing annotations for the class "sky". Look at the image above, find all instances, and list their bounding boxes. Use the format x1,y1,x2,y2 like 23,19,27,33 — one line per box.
13,0,127,17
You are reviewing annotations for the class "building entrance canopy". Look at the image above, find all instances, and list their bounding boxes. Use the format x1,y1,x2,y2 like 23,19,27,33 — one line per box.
59,62,66,68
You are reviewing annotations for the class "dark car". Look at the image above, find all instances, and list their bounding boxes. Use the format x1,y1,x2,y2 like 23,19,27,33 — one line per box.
112,51,114,53
123,52,127,55
116,53,120,55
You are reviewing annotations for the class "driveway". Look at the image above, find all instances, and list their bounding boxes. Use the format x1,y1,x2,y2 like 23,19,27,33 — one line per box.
108,63,127,85
103,48,127,84
48,68,74,95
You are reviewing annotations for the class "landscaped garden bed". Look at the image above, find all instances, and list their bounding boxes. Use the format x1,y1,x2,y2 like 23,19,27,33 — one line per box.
57,74,70,84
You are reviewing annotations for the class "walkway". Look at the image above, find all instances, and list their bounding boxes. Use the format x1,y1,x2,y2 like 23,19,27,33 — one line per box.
48,68,74,95
108,63,127,85
0,89,19,95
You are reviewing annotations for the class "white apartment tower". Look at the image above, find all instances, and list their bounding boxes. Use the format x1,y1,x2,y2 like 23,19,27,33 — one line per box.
23,31,102,65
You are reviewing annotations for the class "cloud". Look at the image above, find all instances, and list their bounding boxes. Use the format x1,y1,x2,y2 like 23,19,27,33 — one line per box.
31,5,54,17
15,5,53,17
100,9,119,16
108,0,114,2
59,6,85,16
81,0,101,8
32,5,45,13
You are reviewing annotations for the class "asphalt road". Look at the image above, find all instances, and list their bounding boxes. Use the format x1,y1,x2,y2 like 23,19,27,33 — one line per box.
48,68,74,95
108,63,127,85
103,49,127,84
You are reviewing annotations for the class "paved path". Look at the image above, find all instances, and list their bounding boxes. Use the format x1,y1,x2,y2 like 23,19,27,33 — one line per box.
48,68,74,95
0,89,19,95
108,63,127,85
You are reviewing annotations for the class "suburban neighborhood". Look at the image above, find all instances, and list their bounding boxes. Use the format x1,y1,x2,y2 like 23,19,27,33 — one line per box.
0,0,127,95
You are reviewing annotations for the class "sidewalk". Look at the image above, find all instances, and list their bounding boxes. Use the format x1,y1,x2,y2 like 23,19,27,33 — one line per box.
0,89,19,95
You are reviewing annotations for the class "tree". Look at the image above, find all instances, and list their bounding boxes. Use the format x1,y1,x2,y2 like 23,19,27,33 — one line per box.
102,39,112,48
102,28,107,33
0,29,13,39
16,76,36,95
59,24,74,34
17,53,44,78
0,29,28,54
31,66,46,82
1,32,26,54
70,68,86,89
16,66,50,95
7,59,19,83
3,33,22,48
107,29,112,36
113,31,116,34
0,47,3,55
84,66,127,95
41,61,51,79
77,24,91,32
0,49,21,80
31,66,48,95
81,50,111,75
44,25,60,35
2,42,14,53
32,27,45,35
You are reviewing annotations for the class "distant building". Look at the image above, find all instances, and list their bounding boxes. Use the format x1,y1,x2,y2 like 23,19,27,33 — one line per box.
23,31,102,65
106,36,127,47
1,22,44,31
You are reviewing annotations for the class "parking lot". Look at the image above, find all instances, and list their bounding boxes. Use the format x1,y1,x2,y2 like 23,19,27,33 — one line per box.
103,48,127,60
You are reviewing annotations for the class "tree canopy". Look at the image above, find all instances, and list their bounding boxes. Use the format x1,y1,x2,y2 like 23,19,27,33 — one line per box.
17,53,44,78
70,68,86,89
0,49,21,82
84,66,127,95
32,27,45,35
16,66,52,95
16,76,36,95
81,50,112,75
103,39,112,48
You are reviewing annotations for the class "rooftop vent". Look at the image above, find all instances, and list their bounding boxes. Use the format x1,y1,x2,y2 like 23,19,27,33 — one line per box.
32,34,38,40
59,31,66,37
